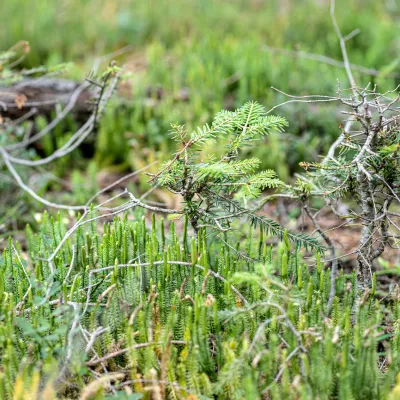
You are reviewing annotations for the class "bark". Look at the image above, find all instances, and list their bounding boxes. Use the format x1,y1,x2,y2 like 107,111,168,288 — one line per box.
356,168,375,288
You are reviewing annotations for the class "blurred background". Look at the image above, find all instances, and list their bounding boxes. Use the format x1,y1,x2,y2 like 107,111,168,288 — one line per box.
1,0,400,238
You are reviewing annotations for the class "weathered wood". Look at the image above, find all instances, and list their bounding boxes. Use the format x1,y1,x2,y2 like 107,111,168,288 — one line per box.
0,78,96,120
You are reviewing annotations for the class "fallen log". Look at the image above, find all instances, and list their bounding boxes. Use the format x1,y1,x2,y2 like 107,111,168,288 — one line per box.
0,78,96,120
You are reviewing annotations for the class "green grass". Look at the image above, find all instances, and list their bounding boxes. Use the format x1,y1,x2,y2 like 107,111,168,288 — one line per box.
2,0,400,179
1,211,400,399
2,4,400,397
